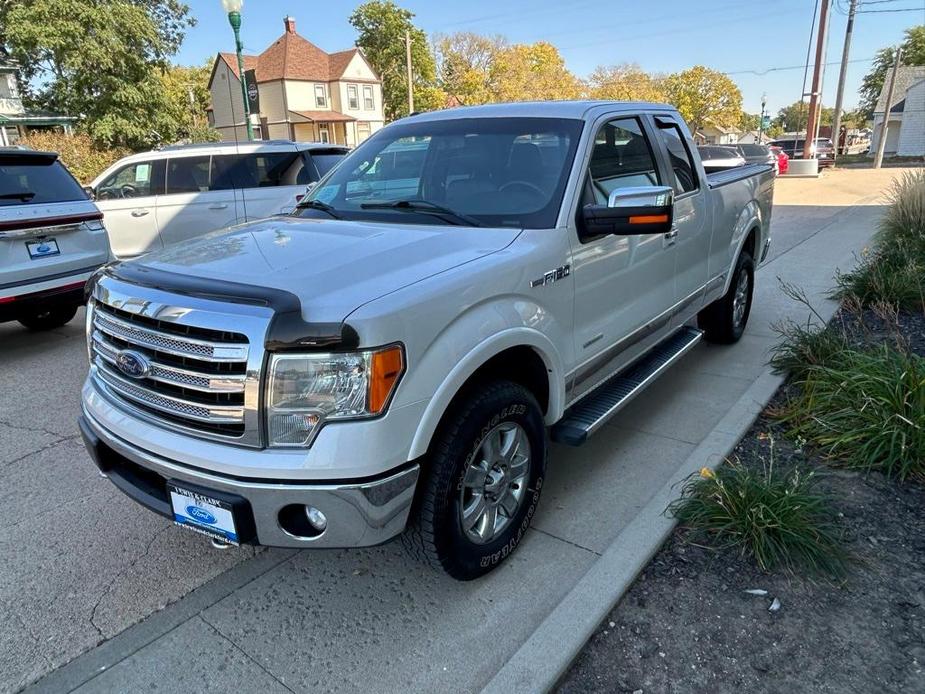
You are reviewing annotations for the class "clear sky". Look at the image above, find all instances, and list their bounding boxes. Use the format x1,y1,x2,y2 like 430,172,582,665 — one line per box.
178,0,924,115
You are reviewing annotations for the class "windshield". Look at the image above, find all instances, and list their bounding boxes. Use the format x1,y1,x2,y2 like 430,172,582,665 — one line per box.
311,151,348,178
296,117,584,229
0,154,88,207
739,145,768,157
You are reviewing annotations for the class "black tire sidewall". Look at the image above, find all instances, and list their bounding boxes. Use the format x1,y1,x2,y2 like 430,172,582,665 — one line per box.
729,253,755,341
428,383,546,579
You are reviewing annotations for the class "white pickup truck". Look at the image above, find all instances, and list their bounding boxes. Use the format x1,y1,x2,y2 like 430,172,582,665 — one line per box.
79,102,774,580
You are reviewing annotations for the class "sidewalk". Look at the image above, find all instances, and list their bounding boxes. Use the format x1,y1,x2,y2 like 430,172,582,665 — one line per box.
24,170,899,694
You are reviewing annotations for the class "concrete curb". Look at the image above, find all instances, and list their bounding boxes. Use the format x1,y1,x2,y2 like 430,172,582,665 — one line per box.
482,369,786,694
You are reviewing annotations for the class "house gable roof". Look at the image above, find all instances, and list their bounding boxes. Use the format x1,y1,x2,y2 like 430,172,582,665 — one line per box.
210,19,379,87
875,66,925,114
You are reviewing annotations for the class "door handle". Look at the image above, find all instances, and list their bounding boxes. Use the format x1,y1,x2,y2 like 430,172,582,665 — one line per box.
130,209,149,217
208,203,229,210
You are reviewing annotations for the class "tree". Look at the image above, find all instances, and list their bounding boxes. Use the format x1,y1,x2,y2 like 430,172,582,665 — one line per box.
858,25,925,121
349,1,443,120
586,63,666,102
490,42,581,103
152,63,221,145
0,0,195,149
661,66,742,134
774,100,835,132
435,32,507,106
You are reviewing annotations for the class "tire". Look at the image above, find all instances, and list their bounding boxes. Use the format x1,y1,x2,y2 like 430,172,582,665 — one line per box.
697,251,754,344
402,381,547,580
17,304,79,331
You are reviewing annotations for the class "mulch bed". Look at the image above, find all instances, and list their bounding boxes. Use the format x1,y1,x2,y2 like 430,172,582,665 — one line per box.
557,309,925,694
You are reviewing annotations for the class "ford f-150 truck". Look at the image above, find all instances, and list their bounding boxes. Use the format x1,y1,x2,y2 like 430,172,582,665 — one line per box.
79,102,774,580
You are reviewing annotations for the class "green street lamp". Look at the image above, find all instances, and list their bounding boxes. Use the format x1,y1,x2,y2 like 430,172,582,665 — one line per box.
222,0,255,141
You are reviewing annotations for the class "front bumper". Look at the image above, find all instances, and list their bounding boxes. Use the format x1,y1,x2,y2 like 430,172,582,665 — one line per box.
79,411,419,548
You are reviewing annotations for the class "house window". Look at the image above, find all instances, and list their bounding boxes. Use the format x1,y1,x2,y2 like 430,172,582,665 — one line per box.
319,124,330,143
363,85,374,111
315,84,327,108
0,75,12,99
347,84,359,110
357,122,371,143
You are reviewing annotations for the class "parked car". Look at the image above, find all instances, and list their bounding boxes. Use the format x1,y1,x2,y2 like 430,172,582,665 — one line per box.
0,149,110,330
697,145,746,173
79,102,774,580
733,144,779,174
89,141,349,258
768,138,834,168
769,145,789,175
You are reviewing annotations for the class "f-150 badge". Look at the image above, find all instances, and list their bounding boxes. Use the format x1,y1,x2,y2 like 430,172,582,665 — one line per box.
530,264,571,288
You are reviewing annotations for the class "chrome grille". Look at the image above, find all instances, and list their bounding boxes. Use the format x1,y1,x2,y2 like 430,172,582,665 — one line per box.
90,300,250,439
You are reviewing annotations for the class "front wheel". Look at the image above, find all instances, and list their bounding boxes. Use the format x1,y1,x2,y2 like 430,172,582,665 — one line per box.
698,251,754,344
402,381,546,580
17,304,79,331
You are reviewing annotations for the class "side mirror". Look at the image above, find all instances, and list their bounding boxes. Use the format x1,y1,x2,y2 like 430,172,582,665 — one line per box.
580,186,674,239
83,185,96,200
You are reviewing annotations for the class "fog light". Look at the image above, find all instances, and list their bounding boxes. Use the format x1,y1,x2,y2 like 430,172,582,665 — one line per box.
305,506,327,531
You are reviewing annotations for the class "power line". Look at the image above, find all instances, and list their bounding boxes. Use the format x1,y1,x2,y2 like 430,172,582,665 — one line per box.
724,56,875,76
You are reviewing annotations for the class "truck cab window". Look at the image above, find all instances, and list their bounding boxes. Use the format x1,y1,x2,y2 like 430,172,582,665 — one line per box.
584,117,660,206
655,122,698,194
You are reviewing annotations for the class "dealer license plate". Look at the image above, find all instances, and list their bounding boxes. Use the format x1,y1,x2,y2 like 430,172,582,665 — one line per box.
168,483,239,545
26,238,60,259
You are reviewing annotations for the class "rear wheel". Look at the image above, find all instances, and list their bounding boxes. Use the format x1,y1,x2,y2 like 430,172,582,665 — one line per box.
18,304,79,331
402,381,546,580
698,251,754,344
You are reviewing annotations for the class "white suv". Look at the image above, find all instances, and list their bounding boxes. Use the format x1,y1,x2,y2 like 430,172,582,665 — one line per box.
90,141,348,258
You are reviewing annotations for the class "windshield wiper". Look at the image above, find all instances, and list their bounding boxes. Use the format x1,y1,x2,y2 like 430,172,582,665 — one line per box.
360,199,481,227
0,192,36,201
295,198,341,219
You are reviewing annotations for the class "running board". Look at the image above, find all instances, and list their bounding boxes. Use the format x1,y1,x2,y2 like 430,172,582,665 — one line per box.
551,326,704,446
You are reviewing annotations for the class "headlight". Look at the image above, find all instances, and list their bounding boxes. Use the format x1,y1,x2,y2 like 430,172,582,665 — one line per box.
266,345,404,447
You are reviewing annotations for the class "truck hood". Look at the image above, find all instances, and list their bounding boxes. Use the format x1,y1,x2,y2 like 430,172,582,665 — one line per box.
134,216,521,323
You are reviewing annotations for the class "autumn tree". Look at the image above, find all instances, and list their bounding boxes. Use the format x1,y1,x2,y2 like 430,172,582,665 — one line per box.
858,25,925,121
435,32,507,106
774,100,835,132
586,63,666,102
349,0,443,120
661,65,742,134
0,0,195,148
490,42,581,103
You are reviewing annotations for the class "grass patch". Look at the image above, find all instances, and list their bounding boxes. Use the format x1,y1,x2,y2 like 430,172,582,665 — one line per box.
835,170,925,311
669,452,849,578
777,347,925,482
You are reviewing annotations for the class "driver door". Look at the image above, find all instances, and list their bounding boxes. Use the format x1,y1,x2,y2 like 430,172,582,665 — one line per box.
94,159,165,258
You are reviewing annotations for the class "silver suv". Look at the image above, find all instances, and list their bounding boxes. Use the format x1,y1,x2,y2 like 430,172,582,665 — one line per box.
0,148,111,330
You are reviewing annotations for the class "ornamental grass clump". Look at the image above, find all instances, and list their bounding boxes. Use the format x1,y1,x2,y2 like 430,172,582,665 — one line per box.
778,347,925,482
670,455,849,577
835,170,925,311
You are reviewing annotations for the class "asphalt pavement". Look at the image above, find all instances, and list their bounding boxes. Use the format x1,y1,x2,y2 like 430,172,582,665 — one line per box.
1,167,908,693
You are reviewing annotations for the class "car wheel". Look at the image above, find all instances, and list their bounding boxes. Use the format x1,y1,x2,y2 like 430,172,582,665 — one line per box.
697,251,754,344
17,304,79,331
402,380,546,580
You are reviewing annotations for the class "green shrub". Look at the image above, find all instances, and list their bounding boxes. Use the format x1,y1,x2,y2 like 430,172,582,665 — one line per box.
770,320,849,379
669,456,849,577
836,170,925,311
778,347,925,482
20,131,131,184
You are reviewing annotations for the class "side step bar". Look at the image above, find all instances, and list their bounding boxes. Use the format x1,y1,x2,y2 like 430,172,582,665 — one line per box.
551,326,704,446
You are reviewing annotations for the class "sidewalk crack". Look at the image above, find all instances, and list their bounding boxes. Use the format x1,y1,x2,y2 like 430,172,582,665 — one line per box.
532,527,602,556
200,614,298,693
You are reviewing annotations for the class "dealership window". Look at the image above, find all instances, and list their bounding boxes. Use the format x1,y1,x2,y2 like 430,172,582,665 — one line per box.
347,84,359,110
315,84,327,108
363,85,374,111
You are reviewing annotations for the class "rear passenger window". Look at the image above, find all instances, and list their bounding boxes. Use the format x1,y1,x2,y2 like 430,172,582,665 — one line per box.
166,157,210,195
210,152,303,190
584,117,660,206
654,122,698,194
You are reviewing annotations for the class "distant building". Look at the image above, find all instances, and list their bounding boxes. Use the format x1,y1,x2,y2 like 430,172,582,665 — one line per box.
0,50,76,146
208,16,385,146
694,123,742,145
869,65,925,157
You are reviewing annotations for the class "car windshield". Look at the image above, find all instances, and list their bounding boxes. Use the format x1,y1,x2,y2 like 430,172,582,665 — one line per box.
0,153,88,207
699,147,736,159
311,151,348,178
739,145,768,157
297,116,584,228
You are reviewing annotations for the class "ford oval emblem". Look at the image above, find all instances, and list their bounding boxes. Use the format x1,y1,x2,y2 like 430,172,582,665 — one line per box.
187,505,217,525
115,350,150,379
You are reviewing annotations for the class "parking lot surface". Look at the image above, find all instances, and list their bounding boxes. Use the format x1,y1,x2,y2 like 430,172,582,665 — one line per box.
1,167,908,693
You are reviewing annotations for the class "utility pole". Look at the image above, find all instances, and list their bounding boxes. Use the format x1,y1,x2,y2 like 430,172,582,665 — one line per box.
831,0,857,161
405,30,415,114
803,0,831,161
874,46,902,169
